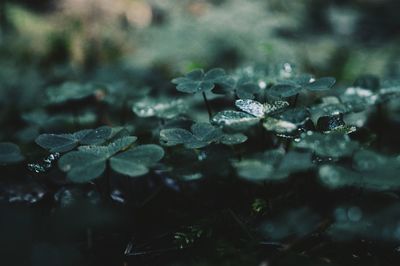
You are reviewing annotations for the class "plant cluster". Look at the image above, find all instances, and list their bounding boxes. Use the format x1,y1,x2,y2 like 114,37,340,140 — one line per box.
1,64,400,265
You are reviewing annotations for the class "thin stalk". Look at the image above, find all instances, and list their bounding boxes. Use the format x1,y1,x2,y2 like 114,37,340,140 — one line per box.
292,93,299,107
227,208,255,241
202,92,212,120
104,164,112,202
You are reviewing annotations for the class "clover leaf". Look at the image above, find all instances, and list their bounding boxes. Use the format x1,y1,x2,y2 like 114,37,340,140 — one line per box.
171,68,226,94
160,122,246,149
233,150,313,182
110,144,165,177
318,158,400,191
211,110,260,130
0,142,25,165
235,99,290,118
267,76,335,98
58,136,164,182
267,83,302,98
294,131,359,158
212,99,290,132
235,79,260,99
35,126,112,153
304,77,336,91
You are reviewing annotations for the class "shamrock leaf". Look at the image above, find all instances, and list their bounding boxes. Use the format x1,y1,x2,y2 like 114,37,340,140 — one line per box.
294,131,359,158
235,99,290,118
110,144,165,177
267,83,302,98
59,136,164,182
211,110,260,130
35,126,112,153
304,77,336,91
233,150,313,182
235,79,260,99
0,142,25,165
267,76,336,98
172,68,226,94
160,122,246,149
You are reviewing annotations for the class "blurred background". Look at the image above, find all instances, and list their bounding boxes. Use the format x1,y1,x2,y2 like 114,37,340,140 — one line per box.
1,0,399,76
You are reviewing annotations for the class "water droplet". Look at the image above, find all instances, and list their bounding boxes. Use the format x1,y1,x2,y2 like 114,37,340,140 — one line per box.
258,80,267,89
111,189,126,204
198,151,207,161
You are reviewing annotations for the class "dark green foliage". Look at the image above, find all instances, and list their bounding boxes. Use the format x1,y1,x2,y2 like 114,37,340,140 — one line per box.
35,126,112,153
0,142,24,165
159,122,247,149
172,68,227,94
58,136,164,182
2,64,400,266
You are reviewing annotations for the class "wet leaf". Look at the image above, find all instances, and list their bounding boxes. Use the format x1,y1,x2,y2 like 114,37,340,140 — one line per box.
172,68,226,94
294,131,359,158
220,133,247,145
58,152,106,183
35,126,112,153
58,136,153,182
110,144,164,177
235,99,265,118
234,78,260,99
212,110,259,129
267,83,302,98
305,77,336,91
263,117,297,134
159,123,239,149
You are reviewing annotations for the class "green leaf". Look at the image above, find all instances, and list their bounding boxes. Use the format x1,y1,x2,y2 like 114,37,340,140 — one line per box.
79,136,137,157
172,68,226,94
234,78,260,99
35,134,78,153
80,126,112,144
0,142,24,165
212,110,259,129
305,77,336,91
220,133,247,145
275,107,310,126
110,144,164,177
159,128,194,147
160,123,241,148
268,84,302,98
58,151,106,182
191,123,223,143
35,126,112,153
295,131,358,158
235,99,265,118
110,158,148,177
263,117,297,134
234,160,275,182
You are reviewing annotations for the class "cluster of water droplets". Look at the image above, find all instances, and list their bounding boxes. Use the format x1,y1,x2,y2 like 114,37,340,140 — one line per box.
28,153,60,174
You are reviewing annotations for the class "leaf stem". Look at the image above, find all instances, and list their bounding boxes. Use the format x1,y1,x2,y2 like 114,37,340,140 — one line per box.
292,93,299,107
202,92,212,121
104,163,112,202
